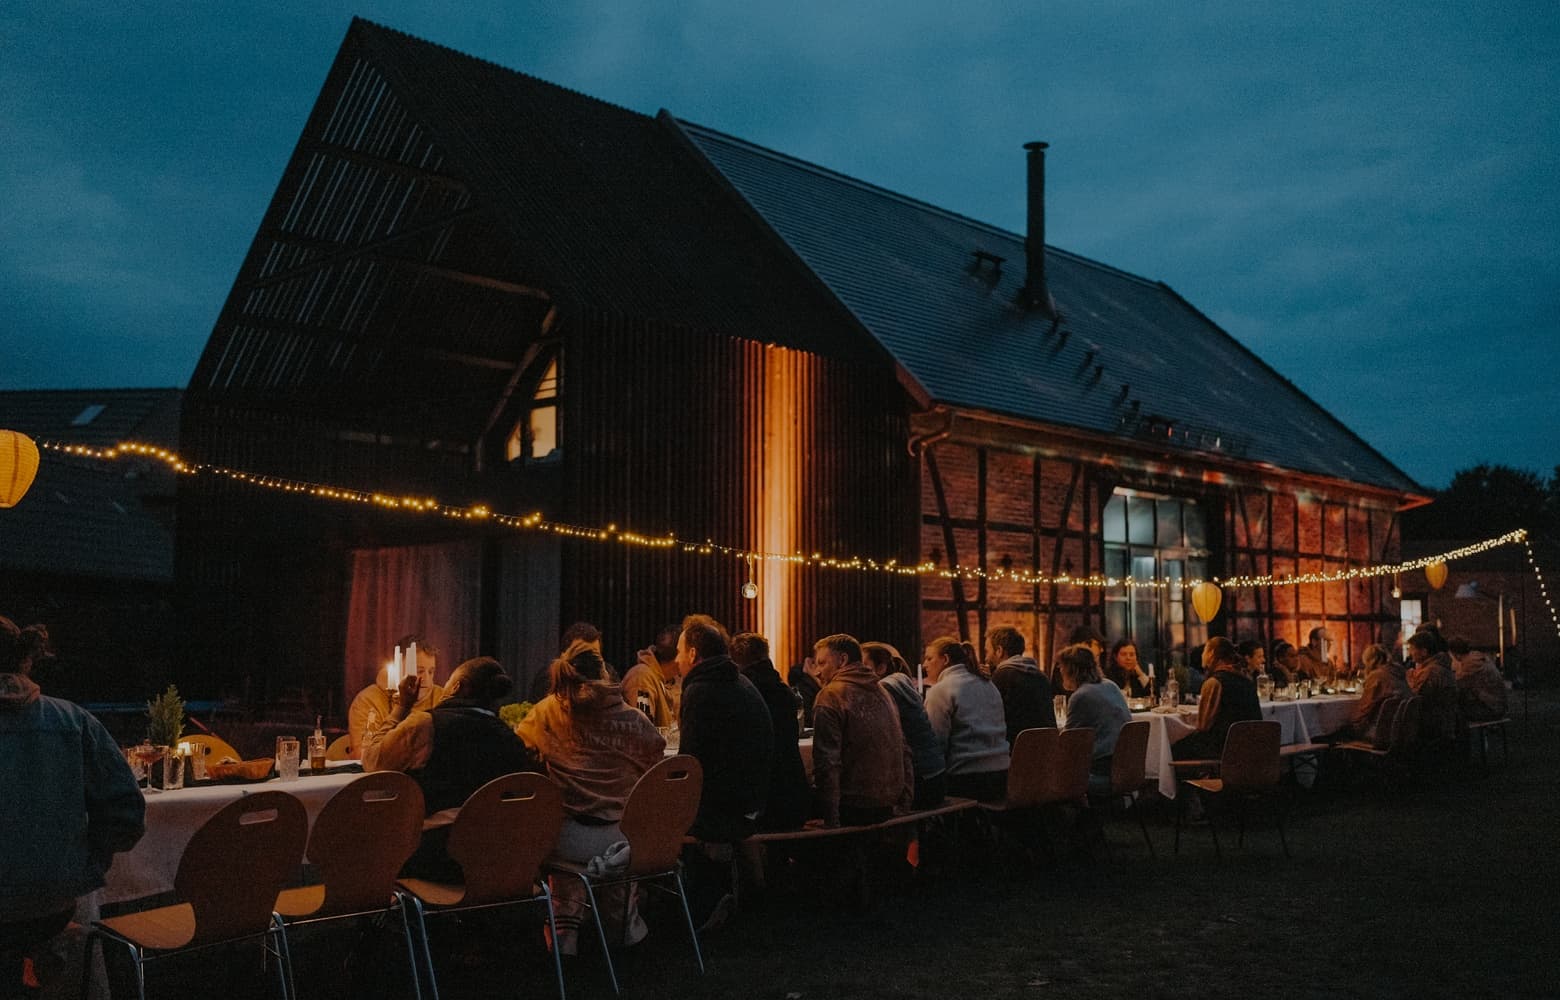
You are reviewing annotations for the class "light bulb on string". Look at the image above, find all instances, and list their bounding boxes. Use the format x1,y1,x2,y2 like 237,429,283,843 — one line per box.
741,555,758,600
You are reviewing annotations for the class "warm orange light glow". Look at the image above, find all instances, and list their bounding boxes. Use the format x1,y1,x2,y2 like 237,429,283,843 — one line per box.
760,345,803,670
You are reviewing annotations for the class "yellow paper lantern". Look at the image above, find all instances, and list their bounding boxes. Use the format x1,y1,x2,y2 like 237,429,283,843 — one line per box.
1424,561,1448,590
1191,581,1223,623
0,430,40,508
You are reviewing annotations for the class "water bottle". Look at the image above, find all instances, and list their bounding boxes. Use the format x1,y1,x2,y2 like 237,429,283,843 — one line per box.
1163,676,1179,708
636,691,652,717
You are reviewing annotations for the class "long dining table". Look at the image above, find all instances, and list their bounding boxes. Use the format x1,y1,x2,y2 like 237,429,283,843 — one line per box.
1130,693,1360,798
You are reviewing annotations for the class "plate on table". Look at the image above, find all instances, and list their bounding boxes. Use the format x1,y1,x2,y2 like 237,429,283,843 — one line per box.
1128,698,1154,712
1150,705,1178,715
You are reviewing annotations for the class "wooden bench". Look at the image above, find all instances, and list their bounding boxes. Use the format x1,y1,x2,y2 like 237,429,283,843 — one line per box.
684,797,980,908
1464,717,1511,770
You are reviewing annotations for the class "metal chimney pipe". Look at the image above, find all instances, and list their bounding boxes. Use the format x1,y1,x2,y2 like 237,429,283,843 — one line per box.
1021,141,1056,318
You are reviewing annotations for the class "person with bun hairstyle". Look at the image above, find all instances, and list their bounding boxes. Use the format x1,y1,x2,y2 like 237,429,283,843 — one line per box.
1,617,144,993
518,642,666,954
921,635,1010,802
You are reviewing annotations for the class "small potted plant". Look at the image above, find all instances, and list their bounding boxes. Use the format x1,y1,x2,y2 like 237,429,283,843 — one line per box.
498,700,534,734
146,685,185,789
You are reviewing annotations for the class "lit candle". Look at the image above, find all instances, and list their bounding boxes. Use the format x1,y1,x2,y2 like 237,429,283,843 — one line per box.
916,661,924,694
407,641,418,680
387,658,399,691
177,741,191,757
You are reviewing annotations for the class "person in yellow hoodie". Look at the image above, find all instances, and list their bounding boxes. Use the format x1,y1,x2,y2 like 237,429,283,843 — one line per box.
518,642,665,955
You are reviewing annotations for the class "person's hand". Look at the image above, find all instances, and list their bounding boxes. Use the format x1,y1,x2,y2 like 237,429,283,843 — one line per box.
802,656,820,680
392,673,419,719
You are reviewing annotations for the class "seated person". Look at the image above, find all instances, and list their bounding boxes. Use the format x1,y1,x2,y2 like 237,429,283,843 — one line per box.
348,638,444,757
730,632,811,831
789,656,823,727
621,627,680,727
1172,637,1261,761
1406,632,1458,743
528,621,608,703
1298,626,1342,683
864,641,947,809
677,615,774,842
517,644,665,955
1268,641,1298,689
922,636,1010,803
1237,640,1267,680
1449,637,1508,724
987,626,1056,744
1051,624,1104,691
1336,644,1410,743
362,657,543,883
1054,642,1132,793
1104,638,1154,699
811,633,913,826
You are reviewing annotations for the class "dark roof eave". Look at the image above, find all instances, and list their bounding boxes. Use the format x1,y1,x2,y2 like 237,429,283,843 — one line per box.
933,403,1433,511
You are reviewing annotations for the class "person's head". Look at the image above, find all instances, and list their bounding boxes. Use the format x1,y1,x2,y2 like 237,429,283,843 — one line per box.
1202,637,1240,672
1054,643,1101,692
1068,624,1105,655
1447,637,1471,657
548,643,612,709
1109,638,1139,672
730,632,770,669
677,614,730,676
922,635,975,684
1307,626,1333,653
1406,631,1436,664
445,656,513,709
1237,640,1266,670
561,622,603,652
1273,640,1299,668
812,634,862,683
1361,644,1392,672
0,616,50,676
861,641,911,679
1413,622,1445,653
986,626,1025,665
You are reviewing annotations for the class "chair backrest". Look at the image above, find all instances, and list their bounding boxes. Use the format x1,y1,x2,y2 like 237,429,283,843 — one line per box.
619,754,704,876
1368,697,1403,750
447,771,565,907
1110,720,1151,795
1005,728,1059,809
305,772,424,915
183,733,241,763
174,790,308,946
324,734,355,762
1219,720,1281,792
1391,697,1423,754
1044,728,1095,804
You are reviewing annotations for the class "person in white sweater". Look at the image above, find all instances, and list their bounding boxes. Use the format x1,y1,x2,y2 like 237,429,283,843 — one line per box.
921,635,1010,802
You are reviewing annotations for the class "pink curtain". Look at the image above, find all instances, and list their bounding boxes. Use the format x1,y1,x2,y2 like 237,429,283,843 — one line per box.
343,541,482,699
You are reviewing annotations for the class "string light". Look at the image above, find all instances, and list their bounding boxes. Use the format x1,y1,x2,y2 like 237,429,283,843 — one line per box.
1524,541,1560,642
38,438,1544,594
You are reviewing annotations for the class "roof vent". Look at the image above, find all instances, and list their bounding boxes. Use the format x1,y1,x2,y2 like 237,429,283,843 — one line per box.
967,250,1004,288
1018,141,1057,319
71,404,106,426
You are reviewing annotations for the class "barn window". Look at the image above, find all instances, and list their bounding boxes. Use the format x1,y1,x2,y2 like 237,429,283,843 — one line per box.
505,355,560,464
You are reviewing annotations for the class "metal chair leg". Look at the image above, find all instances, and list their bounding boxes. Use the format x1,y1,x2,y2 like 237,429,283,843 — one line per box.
393,895,426,1000
1204,792,1222,859
402,894,440,1000
576,875,619,996
1136,800,1156,859
672,867,705,975
540,883,568,1000
268,914,296,1000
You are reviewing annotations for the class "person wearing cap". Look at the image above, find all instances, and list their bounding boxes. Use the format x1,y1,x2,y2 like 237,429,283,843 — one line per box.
347,636,444,758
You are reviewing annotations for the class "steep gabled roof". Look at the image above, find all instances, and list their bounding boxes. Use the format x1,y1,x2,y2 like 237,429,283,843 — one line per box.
0,389,180,582
187,18,873,442
677,123,1423,497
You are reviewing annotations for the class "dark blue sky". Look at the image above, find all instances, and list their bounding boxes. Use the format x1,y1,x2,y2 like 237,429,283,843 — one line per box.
4,2,1556,489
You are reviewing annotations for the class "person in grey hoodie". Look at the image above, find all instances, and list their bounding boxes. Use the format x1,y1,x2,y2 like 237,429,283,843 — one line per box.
0,617,144,990
986,626,1056,745
922,636,1011,802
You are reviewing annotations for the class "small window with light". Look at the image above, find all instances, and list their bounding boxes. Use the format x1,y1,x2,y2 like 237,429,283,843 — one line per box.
506,355,560,464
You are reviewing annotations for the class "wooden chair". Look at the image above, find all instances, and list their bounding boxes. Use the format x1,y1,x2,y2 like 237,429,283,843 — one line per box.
323,734,355,762
545,755,705,997
274,772,425,996
181,733,241,765
83,791,307,1000
1089,720,1156,858
395,772,567,1000
981,728,1094,863
1340,696,1422,789
1174,720,1285,858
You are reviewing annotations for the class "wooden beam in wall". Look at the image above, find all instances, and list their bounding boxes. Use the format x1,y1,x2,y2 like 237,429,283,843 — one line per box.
925,446,969,641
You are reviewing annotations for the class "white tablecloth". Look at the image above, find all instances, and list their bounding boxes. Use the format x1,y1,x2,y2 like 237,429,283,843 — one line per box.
101,767,365,905
1130,695,1359,799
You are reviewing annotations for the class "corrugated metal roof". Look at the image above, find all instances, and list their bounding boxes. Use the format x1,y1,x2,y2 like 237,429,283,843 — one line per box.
0,389,180,582
678,123,1422,496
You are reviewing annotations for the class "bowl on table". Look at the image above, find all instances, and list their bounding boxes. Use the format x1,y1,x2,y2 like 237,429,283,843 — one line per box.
206,758,275,782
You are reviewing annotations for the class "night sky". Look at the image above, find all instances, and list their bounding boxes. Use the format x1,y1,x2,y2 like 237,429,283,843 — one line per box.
4,2,1556,489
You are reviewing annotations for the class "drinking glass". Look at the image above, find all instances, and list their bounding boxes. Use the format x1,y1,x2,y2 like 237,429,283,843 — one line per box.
307,734,328,773
162,749,186,791
1054,694,1068,726
658,725,680,753
275,737,300,781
